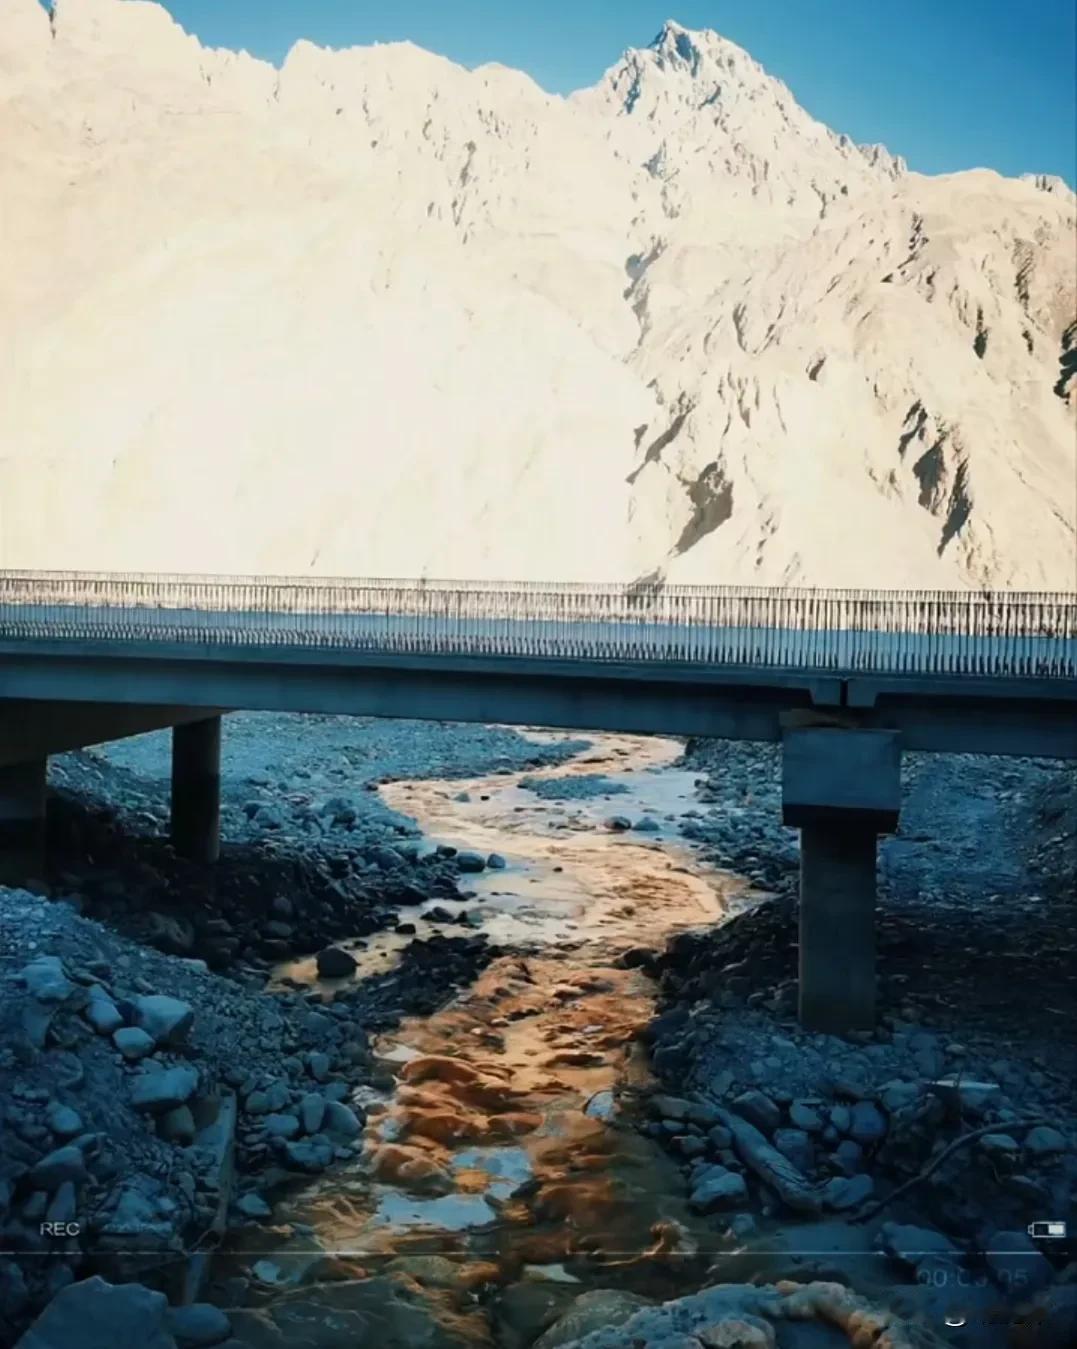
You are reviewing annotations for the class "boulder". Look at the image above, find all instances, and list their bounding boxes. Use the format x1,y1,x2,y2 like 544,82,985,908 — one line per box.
133,995,194,1047
689,1168,749,1213
731,1091,781,1135
716,1107,821,1214
13,1276,175,1349
263,1114,301,1139
236,1191,272,1219
299,1093,326,1135
821,1174,874,1211
455,851,487,872
1024,1125,1068,1156
165,1303,232,1348
283,1137,334,1173
322,1101,363,1140
131,1067,199,1115
847,1102,887,1145
27,1147,86,1193
18,956,74,1004
84,997,123,1036
46,1105,83,1140
113,1027,156,1060
315,947,358,979
534,1289,653,1349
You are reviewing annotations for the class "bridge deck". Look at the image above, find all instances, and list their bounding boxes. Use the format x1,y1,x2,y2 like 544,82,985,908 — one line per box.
1,573,1074,678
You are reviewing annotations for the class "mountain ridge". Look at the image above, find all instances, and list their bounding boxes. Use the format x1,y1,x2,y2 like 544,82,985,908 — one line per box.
1,0,1073,587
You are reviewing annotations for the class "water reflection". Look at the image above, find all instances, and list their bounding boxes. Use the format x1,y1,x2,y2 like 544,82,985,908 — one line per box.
248,733,758,1342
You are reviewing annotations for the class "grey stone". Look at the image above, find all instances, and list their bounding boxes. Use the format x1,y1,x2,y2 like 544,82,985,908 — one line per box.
772,1128,814,1173
282,1137,334,1173
879,1222,960,1270
46,1105,83,1139
715,1106,821,1215
133,994,195,1047
534,1289,652,1349
112,1026,156,1060
605,816,632,831
13,1275,174,1349
307,1052,331,1082
263,1113,301,1139
731,1090,781,1135
18,956,74,1004
978,1133,1019,1161
1024,1125,1068,1156
236,1191,272,1219
245,1080,289,1115
650,1094,693,1122
131,1066,199,1115
689,1167,748,1213
788,1100,825,1133
28,1147,86,1192
822,1173,874,1210
830,1139,864,1176
322,1101,363,1139
848,1101,887,1145
84,998,123,1035
166,1302,232,1348
456,850,487,872
487,852,507,868
828,1104,852,1134
299,1093,325,1135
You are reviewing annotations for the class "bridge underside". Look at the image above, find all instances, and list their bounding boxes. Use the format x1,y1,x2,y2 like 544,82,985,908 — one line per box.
2,641,1075,757
0,642,1074,1033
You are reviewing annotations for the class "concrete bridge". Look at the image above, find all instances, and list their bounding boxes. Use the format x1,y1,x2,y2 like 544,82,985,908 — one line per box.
2,571,1075,1033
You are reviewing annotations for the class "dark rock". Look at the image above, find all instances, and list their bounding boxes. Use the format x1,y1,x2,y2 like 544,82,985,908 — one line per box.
112,1027,156,1060
688,1167,748,1212
731,1090,782,1135
131,1066,199,1115
166,1303,231,1348
315,947,358,979
847,1101,887,1146
13,1276,174,1349
28,1147,87,1192
821,1173,874,1210
133,994,195,1047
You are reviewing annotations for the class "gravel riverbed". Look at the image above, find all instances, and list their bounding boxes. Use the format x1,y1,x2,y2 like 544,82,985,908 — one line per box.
1,716,1073,1349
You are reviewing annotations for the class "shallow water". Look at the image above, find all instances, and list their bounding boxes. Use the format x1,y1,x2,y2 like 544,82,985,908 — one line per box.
244,732,762,1343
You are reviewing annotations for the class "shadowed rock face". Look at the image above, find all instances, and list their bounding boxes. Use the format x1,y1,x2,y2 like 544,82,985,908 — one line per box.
1,1,1074,588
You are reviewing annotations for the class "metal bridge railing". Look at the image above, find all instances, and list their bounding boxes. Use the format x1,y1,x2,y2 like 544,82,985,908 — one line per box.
0,571,1074,678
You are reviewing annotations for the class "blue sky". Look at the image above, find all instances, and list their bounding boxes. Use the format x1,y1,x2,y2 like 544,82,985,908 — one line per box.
67,1,1076,181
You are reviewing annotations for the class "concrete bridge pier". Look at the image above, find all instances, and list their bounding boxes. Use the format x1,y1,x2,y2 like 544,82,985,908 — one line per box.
0,758,47,885
171,716,221,864
782,728,901,1032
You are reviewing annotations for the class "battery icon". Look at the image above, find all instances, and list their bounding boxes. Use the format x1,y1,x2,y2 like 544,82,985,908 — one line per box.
1028,1221,1067,1239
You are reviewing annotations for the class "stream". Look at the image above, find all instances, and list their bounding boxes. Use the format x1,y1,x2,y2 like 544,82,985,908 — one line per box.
231,732,763,1346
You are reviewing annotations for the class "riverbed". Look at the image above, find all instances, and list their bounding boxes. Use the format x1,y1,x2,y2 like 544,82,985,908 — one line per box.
241,732,762,1344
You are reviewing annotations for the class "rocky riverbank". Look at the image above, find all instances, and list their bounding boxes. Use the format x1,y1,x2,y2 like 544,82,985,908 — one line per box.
0,716,584,1345
636,739,1076,1348
2,718,1073,1348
